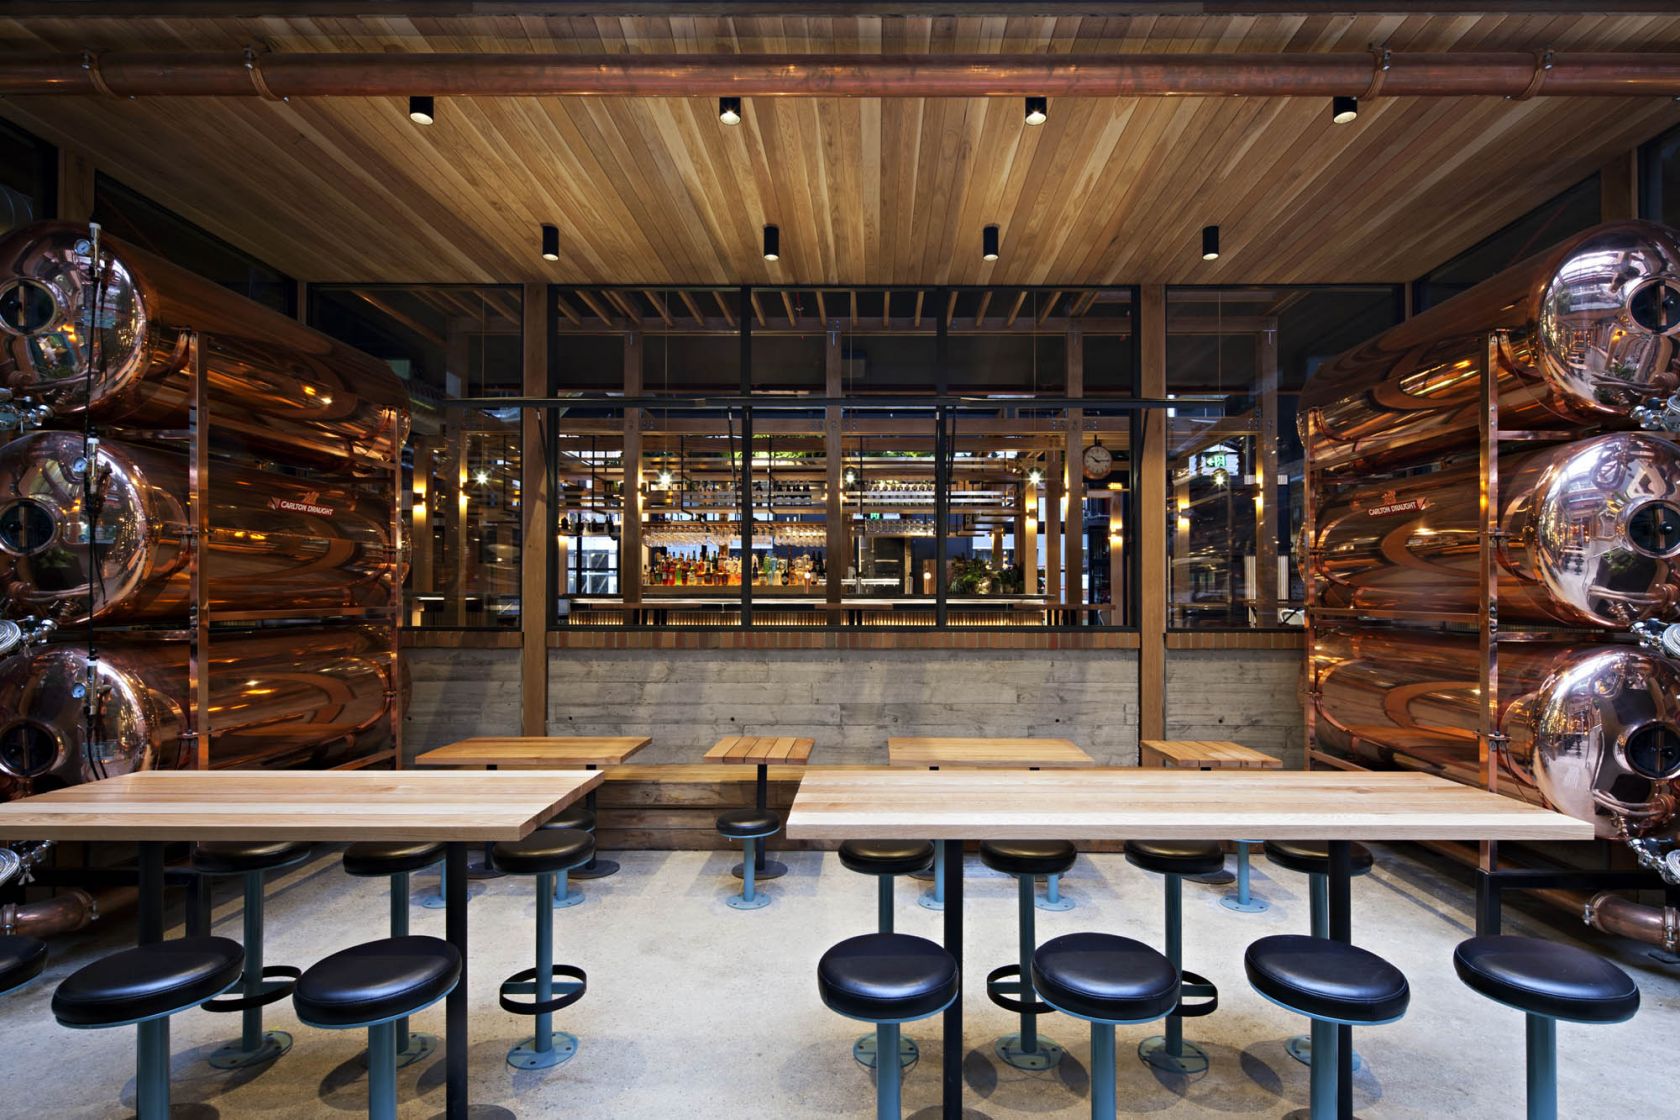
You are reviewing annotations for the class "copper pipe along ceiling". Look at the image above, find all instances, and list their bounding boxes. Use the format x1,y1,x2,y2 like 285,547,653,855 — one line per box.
1,50,1679,99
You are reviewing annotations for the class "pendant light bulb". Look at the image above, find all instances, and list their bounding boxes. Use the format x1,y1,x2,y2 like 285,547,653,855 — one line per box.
1331,95,1359,124
408,95,435,125
982,224,1000,262
1201,224,1220,262
762,223,780,262
719,96,743,125
1024,96,1048,126
540,223,560,262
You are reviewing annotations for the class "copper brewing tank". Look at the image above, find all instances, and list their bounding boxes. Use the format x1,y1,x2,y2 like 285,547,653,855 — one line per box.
1313,627,1680,839
0,626,394,797
0,431,395,624
1309,433,1680,626
0,221,408,471
1301,221,1680,472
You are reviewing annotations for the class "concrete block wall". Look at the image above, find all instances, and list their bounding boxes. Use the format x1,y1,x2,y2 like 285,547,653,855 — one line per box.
403,647,521,763
1165,649,1307,767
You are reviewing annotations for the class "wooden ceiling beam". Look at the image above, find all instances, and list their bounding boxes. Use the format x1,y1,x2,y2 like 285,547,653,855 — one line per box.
350,290,444,346
912,291,924,328
780,289,798,327
712,290,736,328
678,290,707,326
945,290,958,329
749,290,767,328
1036,291,1062,326
974,290,993,327
575,290,616,327
642,288,675,327
553,291,583,327
1005,291,1028,328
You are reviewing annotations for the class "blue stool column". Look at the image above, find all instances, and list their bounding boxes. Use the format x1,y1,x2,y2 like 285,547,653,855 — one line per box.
490,829,591,1070
386,871,439,1067
1138,869,1210,1075
508,870,580,1068
207,870,297,1068
137,1017,171,1117
838,840,934,1073
367,1021,397,1120
1125,840,1222,1077
1038,871,1075,912
1090,1021,1116,1118
981,840,1076,1071
875,1021,902,1118
918,840,945,911
1221,841,1269,914
1526,1014,1557,1120
727,835,773,910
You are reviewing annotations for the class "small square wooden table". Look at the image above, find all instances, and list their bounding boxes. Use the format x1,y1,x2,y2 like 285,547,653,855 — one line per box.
704,735,815,881
1140,739,1283,769
0,768,602,1120
787,767,1592,1120
417,736,651,879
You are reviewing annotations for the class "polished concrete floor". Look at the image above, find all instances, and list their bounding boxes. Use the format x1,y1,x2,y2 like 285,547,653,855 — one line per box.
0,844,1674,1119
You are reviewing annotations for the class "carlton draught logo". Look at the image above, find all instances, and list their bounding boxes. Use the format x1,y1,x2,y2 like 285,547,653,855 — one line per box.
1365,489,1430,517
268,491,335,517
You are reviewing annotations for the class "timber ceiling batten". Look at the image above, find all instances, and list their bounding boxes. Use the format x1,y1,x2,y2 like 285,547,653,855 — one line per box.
0,13,1676,285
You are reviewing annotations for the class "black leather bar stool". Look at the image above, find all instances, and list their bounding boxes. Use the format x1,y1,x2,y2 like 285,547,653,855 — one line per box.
491,828,593,1069
981,839,1077,1070
1454,935,1640,1120
817,932,959,1120
1124,839,1222,1074
1032,932,1180,1119
1262,839,1375,1068
342,841,446,1067
293,936,461,1120
540,804,596,908
717,807,781,910
837,839,935,1070
191,839,313,1068
0,934,47,996
53,936,244,1119
1246,934,1409,1120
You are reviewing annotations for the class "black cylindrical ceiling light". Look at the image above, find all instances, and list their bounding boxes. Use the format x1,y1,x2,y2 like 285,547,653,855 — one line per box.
719,96,743,125
1024,96,1048,126
1201,224,1220,261
540,223,560,262
1331,95,1359,124
762,223,780,262
982,224,1000,262
408,95,435,125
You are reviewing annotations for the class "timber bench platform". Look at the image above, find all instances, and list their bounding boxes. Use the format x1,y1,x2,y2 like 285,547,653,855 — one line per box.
1139,739,1282,770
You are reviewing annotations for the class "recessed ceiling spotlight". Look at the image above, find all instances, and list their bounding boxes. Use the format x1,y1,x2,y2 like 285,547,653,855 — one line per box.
540,224,560,262
719,96,743,125
1201,224,1220,262
1331,95,1359,124
762,224,780,262
982,224,1000,262
408,95,435,125
1024,96,1048,126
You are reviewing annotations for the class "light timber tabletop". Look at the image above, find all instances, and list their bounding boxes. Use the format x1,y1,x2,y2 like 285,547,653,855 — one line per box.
705,735,815,765
0,768,604,842
786,769,1593,841
415,736,652,768
887,737,1095,768
1139,739,1283,769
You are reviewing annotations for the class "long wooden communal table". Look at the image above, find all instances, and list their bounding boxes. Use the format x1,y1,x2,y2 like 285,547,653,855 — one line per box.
416,736,652,878
787,768,1592,1120
0,768,603,1120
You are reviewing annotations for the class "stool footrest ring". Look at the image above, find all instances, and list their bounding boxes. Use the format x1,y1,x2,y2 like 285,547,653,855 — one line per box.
1175,969,1218,1019
203,965,301,1013
498,965,587,1017
985,964,1054,1016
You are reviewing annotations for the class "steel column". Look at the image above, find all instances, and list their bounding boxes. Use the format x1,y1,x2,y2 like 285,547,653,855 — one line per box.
136,1017,170,1120
368,1021,397,1120
1526,1015,1558,1120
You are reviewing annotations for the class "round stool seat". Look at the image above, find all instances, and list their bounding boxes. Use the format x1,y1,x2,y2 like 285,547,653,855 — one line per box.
1262,840,1375,877
53,936,244,1028
491,828,595,875
979,839,1077,877
716,807,781,839
192,840,314,875
342,841,446,878
818,933,958,1024
839,839,935,876
0,934,47,995
1031,932,1179,1024
1124,839,1224,878
1454,935,1639,1024
541,806,597,832
293,936,461,1029
1245,934,1409,1025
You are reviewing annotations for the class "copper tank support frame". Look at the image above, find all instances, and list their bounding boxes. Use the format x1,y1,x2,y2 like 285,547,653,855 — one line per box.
0,49,1678,99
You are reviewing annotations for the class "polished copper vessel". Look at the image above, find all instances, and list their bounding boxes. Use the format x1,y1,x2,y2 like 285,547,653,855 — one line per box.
1301,221,1680,472
1309,433,1680,626
0,221,407,470
0,625,395,797
1313,627,1680,839
0,431,395,624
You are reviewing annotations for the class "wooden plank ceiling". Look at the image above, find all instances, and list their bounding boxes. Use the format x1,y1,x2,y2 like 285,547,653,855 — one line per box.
1,11,1677,285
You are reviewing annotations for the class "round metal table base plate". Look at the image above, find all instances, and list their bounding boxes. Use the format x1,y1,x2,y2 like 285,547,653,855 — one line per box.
551,884,587,910
569,859,620,881
1185,870,1235,886
996,1033,1065,1071
1035,895,1076,913
917,888,944,912
853,1031,919,1071
208,1030,292,1070
1219,894,1270,914
1285,1034,1362,1070
731,860,787,882
507,1032,577,1070
393,1032,439,1069
725,891,772,910
1138,1035,1210,1076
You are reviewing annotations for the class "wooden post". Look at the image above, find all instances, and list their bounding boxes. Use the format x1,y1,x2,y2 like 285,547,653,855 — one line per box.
1138,285,1168,743
1023,474,1039,599
520,283,549,737
1064,328,1085,613
1254,327,1280,626
621,332,644,605
825,322,845,607
56,146,95,222
443,326,471,626
1045,452,1063,606
1107,490,1125,626
409,437,434,626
